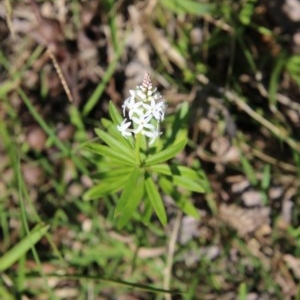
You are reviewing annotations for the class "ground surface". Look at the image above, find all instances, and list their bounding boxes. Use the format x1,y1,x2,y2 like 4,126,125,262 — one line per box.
0,0,300,299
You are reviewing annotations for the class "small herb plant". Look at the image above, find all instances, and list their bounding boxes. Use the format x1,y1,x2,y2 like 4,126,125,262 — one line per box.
83,74,209,228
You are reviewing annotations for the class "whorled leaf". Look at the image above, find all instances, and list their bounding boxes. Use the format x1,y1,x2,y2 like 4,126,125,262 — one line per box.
145,173,167,226
115,168,145,228
159,176,199,219
95,128,135,160
145,138,187,166
85,143,136,166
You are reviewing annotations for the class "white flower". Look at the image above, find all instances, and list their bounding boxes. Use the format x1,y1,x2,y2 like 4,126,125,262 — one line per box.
123,96,143,119
117,119,132,137
132,114,153,134
117,73,166,145
143,98,166,121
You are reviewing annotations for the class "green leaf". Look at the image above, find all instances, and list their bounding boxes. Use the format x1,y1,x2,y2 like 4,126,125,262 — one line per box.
83,174,129,200
145,138,187,166
141,198,153,225
150,164,205,179
0,224,50,272
261,164,271,190
0,80,17,98
150,164,208,193
178,101,189,120
114,168,140,216
240,154,257,185
160,0,212,15
95,128,135,159
171,175,206,193
0,283,14,300
108,101,123,125
286,55,300,85
94,166,135,180
115,168,144,228
177,165,207,180
159,177,199,219
145,174,167,225
85,143,136,166
239,0,257,25
101,118,119,137
116,184,144,228
269,54,286,106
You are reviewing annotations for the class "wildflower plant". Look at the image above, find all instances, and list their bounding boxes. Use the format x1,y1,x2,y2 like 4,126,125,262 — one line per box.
84,73,209,228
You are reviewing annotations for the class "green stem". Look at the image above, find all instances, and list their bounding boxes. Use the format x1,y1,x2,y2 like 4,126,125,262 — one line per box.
135,133,141,166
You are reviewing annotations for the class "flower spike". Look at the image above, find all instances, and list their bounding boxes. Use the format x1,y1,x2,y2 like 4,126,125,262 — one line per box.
141,73,152,91
117,73,166,145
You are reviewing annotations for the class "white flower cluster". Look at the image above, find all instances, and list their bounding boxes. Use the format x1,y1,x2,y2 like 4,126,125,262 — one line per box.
117,73,166,145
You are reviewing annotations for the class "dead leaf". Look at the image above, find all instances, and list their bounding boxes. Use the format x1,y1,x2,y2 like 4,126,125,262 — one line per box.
219,204,270,237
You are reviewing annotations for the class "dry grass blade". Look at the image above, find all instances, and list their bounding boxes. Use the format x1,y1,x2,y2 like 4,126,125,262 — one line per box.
164,211,182,300
47,48,73,102
239,142,298,173
224,89,300,153
145,25,186,71
4,0,14,37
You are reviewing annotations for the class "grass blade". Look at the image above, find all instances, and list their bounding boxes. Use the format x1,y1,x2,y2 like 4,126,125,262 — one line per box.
0,224,50,272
